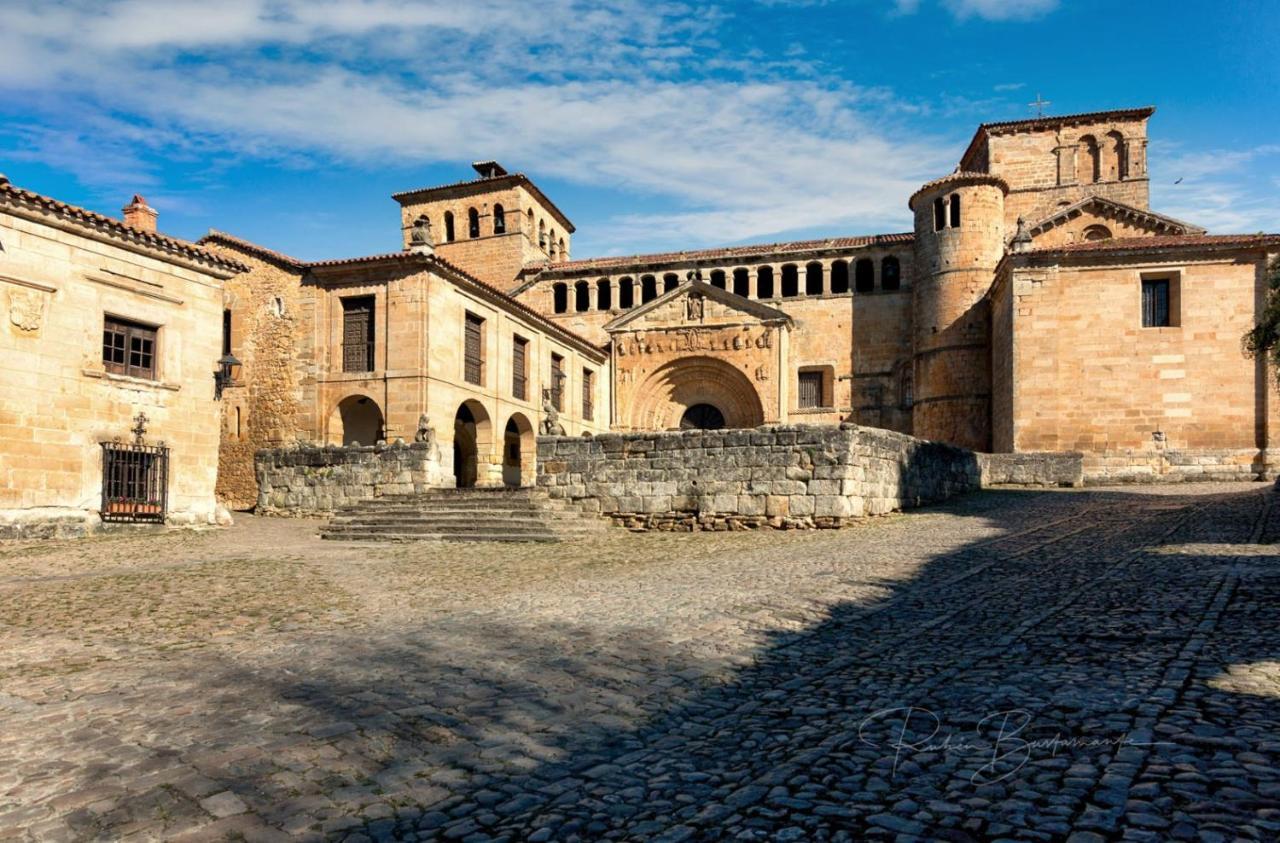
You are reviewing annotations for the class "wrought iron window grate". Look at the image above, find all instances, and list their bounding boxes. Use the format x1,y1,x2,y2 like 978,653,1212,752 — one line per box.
101,441,169,523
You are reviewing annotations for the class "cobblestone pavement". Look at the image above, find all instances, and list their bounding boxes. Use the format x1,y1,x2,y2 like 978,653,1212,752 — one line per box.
1,483,1278,842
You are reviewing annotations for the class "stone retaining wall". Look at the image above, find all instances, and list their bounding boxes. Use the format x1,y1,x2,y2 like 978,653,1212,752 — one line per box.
536,424,982,531
1083,448,1273,484
978,451,1084,487
256,442,448,516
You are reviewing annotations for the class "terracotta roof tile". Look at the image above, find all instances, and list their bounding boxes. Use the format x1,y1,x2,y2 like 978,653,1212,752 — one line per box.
961,106,1156,170
0,178,246,274
199,229,307,269
1025,233,1280,256
538,233,914,275
908,171,1008,210
282,248,603,357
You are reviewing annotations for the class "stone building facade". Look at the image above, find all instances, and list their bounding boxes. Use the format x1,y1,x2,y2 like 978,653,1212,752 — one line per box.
495,106,1277,482
202,228,609,507
0,178,243,538
213,105,1280,505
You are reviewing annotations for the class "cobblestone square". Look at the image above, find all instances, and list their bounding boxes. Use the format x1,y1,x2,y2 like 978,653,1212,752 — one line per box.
1,483,1278,841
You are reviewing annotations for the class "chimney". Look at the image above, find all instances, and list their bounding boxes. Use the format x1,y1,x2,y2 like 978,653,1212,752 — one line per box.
122,194,158,233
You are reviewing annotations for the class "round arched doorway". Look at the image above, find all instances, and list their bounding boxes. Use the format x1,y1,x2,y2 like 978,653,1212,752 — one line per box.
680,403,726,430
629,356,765,431
453,400,493,488
502,413,535,487
329,395,383,446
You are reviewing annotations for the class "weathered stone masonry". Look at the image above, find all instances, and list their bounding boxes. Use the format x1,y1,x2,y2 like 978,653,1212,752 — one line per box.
536,424,985,530
256,442,447,516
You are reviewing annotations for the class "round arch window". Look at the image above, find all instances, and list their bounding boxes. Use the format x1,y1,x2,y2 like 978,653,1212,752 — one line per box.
680,403,726,430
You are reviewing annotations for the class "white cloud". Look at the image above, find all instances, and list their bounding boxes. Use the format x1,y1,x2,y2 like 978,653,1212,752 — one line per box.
1151,143,1280,233
0,0,964,253
942,0,1058,21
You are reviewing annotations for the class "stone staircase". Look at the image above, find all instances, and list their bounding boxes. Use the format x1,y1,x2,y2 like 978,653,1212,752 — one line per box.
320,488,613,543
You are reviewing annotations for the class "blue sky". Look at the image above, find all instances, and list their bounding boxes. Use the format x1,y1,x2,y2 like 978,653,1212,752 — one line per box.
1,0,1277,261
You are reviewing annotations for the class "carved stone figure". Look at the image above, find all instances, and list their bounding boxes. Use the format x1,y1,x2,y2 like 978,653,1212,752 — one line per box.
408,216,434,251
414,413,435,444
685,294,704,322
541,395,566,435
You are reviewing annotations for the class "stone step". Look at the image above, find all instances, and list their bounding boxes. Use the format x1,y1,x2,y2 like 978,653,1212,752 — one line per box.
337,503,548,515
327,518,599,534
322,530,561,543
319,488,610,543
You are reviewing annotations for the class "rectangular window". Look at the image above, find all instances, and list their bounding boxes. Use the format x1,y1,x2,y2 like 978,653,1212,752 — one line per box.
550,353,564,412
341,296,375,373
582,368,594,421
103,316,158,380
464,312,485,385
1141,278,1170,328
512,335,528,400
222,308,232,356
798,370,825,409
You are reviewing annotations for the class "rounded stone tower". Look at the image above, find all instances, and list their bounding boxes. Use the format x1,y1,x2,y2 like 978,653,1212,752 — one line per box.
908,171,1008,451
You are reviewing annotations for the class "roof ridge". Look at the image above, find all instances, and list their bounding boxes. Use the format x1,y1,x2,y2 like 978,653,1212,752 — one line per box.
200,229,307,268
0,180,245,274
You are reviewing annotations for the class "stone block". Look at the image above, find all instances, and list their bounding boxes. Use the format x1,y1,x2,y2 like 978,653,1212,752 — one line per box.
765,495,789,517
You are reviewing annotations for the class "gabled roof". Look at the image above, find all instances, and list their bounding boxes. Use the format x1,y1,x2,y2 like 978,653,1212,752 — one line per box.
1025,196,1206,239
602,279,793,333
300,249,605,360
960,106,1156,172
0,177,246,276
199,229,307,270
391,172,575,233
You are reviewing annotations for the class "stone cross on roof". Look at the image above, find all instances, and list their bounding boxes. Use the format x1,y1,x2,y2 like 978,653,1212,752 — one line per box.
1028,93,1051,117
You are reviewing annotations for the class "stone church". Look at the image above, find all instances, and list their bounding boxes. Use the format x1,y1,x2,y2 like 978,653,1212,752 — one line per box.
210,106,1280,502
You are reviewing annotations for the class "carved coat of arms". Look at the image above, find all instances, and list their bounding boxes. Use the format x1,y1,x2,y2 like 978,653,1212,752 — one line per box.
7,289,43,332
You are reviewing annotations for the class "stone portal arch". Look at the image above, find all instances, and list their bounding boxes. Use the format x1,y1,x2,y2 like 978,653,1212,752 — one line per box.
629,356,765,431
502,412,536,488
453,400,493,488
328,394,383,446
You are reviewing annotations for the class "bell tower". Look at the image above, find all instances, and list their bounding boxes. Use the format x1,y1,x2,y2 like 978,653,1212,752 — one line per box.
392,162,575,288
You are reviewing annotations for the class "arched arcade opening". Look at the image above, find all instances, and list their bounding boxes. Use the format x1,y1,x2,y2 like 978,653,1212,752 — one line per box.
453,400,493,488
328,394,383,446
502,413,536,487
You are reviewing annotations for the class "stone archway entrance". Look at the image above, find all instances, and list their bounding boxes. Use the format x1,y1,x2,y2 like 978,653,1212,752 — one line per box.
329,395,383,446
502,413,535,487
453,400,493,488
680,403,726,430
630,356,765,431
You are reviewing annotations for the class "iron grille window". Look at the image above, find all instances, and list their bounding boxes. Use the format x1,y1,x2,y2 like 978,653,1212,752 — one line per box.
103,316,158,380
342,296,375,372
101,441,169,523
550,353,564,412
798,371,824,409
582,369,594,421
512,335,528,400
464,312,485,385
1142,279,1170,327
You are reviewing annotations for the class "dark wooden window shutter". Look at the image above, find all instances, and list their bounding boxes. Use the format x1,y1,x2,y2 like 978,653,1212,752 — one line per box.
464,313,484,385
798,371,823,409
341,297,375,373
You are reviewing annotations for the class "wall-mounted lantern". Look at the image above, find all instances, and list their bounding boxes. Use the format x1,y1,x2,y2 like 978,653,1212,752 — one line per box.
214,352,241,400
